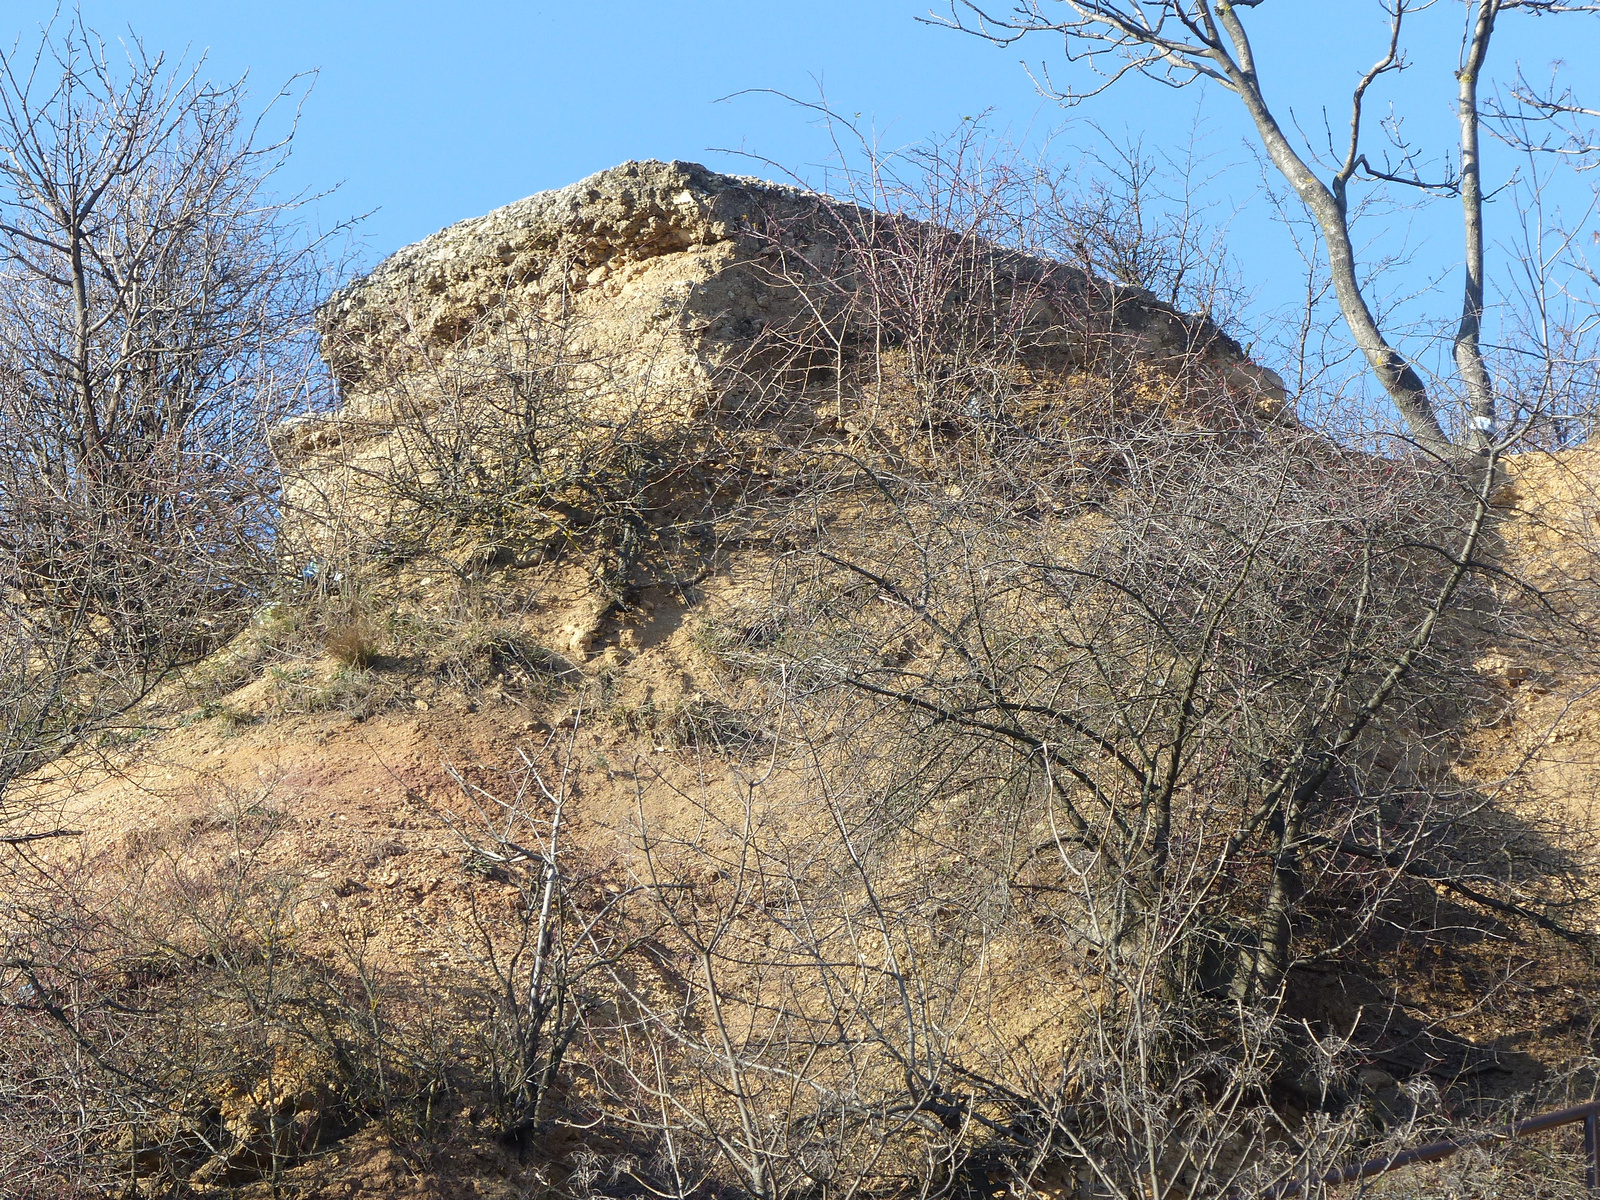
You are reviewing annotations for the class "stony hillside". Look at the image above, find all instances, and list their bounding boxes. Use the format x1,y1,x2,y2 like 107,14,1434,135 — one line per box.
10,162,1600,1200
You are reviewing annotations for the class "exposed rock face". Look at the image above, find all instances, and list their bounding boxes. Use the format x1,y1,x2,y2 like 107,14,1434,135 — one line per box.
282,160,1288,568
308,159,1283,436
317,160,798,391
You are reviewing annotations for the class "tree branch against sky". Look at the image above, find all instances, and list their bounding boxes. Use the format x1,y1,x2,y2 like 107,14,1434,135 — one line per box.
0,16,329,823
934,0,1600,460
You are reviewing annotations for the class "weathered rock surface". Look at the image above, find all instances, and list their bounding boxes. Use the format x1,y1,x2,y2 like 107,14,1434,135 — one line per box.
280,160,1288,569
307,159,1283,437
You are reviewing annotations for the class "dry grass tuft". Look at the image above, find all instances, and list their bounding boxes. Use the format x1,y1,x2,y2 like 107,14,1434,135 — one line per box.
325,620,381,669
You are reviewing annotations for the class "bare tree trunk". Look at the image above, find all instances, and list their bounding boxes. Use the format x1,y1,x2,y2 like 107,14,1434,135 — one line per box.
1205,2,1454,458
1454,0,1500,451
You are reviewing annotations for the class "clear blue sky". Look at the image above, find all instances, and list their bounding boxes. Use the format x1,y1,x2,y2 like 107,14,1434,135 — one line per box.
11,2,1600,411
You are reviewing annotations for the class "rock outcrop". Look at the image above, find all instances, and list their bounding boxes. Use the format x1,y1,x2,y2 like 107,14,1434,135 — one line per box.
23,162,1600,1200
277,159,1291,576
295,160,1284,453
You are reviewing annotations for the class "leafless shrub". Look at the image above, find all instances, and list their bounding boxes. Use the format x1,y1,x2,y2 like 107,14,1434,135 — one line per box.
0,18,331,824
584,417,1599,1198
430,728,645,1143
1037,128,1248,331
298,296,730,619
719,117,1280,532
603,770,960,1200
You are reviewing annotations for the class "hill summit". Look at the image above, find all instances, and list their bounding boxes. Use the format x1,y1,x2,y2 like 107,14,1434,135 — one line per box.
18,161,1600,1200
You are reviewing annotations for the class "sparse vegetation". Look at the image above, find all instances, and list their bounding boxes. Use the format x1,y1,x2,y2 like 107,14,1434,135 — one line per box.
1,788,456,1192
326,621,383,671
436,620,569,702
3,8,1600,1198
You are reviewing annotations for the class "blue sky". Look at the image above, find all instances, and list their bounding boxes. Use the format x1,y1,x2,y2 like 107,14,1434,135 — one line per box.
11,2,1600,414
15,2,1060,256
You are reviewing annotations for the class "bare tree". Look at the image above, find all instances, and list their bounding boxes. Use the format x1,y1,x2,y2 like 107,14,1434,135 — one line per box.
935,0,1600,461
0,17,329,822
